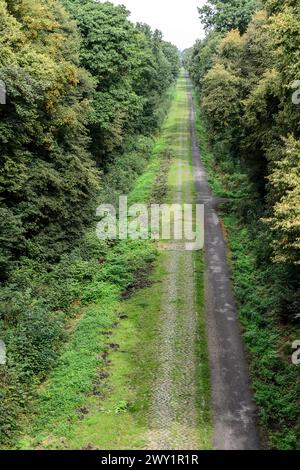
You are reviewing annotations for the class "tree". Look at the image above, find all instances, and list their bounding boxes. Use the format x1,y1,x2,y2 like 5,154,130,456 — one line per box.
199,0,260,34
185,32,223,87
62,1,179,165
265,135,300,265
0,0,100,276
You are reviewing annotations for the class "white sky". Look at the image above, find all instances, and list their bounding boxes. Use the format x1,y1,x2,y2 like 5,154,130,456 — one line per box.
109,0,206,50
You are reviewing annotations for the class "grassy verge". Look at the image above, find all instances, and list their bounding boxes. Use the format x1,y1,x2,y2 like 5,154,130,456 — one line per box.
0,134,160,448
193,86,300,450
0,81,177,448
193,250,212,447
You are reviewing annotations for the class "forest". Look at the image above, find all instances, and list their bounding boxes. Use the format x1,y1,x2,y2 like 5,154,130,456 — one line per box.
0,0,179,445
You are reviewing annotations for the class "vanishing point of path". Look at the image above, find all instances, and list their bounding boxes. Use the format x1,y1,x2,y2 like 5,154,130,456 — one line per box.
147,73,260,450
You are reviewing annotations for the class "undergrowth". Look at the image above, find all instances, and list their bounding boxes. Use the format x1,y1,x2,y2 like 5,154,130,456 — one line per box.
11,91,175,448
223,214,300,450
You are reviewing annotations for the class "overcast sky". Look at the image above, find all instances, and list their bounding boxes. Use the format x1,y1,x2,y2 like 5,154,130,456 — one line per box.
109,0,206,50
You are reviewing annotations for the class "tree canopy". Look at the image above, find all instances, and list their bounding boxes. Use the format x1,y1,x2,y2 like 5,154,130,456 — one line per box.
187,0,300,448
0,0,100,277
62,0,180,165
198,0,260,34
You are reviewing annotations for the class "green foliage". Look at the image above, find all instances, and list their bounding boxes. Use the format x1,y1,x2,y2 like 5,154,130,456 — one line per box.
223,214,300,449
265,135,300,265
185,32,223,87
61,0,180,165
0,0,97,443
199,0,260,34
0,0,100,274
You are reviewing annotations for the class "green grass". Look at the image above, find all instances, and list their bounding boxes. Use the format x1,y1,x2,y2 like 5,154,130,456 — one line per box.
177,81,212,446
49,260,165,450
